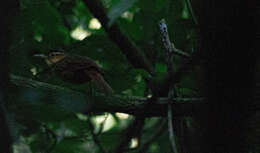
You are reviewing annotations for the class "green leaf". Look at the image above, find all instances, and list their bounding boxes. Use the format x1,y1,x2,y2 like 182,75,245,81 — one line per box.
10,0,201,151
98,129,123,151
53,139,85,153
63,117,91,136
178,88,197,96
107,0,138,27
155,63,167,73
9,87,88,124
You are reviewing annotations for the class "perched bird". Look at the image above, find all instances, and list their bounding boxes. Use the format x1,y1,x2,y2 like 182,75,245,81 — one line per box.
34,52,113,93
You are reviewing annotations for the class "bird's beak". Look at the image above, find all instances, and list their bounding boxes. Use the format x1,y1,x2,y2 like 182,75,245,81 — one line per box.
33,54,48,58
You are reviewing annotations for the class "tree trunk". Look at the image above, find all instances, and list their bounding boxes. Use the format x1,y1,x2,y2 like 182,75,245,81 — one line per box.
196,1,260,153
0,0,19,152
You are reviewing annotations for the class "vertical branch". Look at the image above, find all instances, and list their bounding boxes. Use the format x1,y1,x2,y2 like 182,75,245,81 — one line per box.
159,19,174,76
159,19,179,153
167,91,179,153
0,0,19,152
87,119,107,153
115,117,145,153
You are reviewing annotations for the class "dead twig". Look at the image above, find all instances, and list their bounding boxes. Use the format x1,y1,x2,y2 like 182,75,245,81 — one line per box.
159,19,179,153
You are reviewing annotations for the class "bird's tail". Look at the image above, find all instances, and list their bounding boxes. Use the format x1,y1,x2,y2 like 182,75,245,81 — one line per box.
87,70,114,94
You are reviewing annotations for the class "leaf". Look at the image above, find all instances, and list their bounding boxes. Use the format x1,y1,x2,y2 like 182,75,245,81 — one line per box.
178,88,197,96
107,0,138,27
155,63,167,73
137,0,170,13
52,139,85,153
29,131,54,153
98,129,123,151
9,87,88,124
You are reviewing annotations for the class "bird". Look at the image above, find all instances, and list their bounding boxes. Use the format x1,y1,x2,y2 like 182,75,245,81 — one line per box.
34,51,113,93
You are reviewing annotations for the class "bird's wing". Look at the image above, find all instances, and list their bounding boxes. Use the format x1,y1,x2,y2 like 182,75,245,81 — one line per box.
86,70,113,93
54,56,104,75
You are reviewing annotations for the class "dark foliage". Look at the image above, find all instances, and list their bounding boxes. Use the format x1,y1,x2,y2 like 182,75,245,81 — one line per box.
6,0,260,153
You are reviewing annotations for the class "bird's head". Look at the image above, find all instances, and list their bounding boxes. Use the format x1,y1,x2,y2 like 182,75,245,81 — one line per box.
34,52,66,66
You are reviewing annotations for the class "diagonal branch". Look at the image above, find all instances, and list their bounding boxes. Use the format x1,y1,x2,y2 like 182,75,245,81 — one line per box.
42,124,58,153
185,0,199,25
82,0,153,74
171,43,191,58
136,119,167,153
87,119,107,153
115,117,145,153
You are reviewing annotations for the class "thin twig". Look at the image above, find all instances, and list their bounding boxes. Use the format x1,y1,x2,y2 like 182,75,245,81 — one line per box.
115,117,145,153
159,19,179,153
159,19,174,76
42,124,58,153
167,89,179,153
136,119,167,153
171,43,191,58
87,119,107,153
185,0,199,25
159,19,191,60
168,102,179,153
97,113,109,135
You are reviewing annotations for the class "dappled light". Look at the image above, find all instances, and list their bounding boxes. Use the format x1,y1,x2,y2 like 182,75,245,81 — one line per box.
70,25,91,40
116,113,130,119
5,0,258,153
8,0,200,152
93,114,115,132
130,138,139,148
89,18,102,30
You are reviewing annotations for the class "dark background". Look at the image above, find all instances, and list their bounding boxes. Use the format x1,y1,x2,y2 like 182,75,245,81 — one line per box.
1,0,260,153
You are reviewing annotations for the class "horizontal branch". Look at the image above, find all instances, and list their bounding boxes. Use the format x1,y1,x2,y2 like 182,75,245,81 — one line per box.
10,74,206,117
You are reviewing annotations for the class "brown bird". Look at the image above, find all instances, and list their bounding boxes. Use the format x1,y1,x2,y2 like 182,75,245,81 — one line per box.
34,52,113,93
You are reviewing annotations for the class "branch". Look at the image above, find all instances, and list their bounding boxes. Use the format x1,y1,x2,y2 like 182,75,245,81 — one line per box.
0,1,19,152
82,0,153,74
115,117,145,153
42,124,58,153
159,19,179,153
155,46,202,97
136,119,167,153
171,43,191,58
10,74,206,117
159,19,174,76
185,0,199,25
97,113,109,135
87,119,107,153
167,102,179,153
